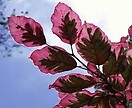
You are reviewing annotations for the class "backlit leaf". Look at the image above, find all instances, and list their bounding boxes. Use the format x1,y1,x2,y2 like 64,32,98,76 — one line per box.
54,90,121,108
49,73,96,93
122,57,132,83
51,2,82,44
87,62,97,76
90,92,123,108
103,52,127,76
54,90,94,108
76,23,111,65
128,25,132,40
126,49,132,58
125,82,132,105
87,62,101,82
8,16,46,47
30,46,77,74
107,75,126,92
111,42,128,60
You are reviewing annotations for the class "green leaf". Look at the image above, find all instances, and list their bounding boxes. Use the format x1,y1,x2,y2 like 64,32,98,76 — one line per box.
50,74,96,93
76,24,111,65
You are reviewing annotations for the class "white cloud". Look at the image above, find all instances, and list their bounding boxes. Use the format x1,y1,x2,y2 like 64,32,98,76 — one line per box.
7,0,132,42
68,0,132,41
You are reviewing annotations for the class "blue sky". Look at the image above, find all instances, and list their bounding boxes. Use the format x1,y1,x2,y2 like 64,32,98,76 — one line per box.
0,56,59,108
1,0,132,108
1,0,65,108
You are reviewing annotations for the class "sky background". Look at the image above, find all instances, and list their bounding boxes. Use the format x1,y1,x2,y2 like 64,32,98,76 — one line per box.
1,0,132,108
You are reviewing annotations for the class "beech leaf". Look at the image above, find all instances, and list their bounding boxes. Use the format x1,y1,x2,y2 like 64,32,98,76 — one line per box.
76,23,111,65
87,62,97,75
51,2,82,44
90,92,123,108
128,25,132,40
8,16,46,47
122,57,132,83
55,90,121,108
125,86,132,103
103,52,127,76
54,90,94,108
30,46,77,74
49,73,96,93
111,42,128,60
102,75,126,92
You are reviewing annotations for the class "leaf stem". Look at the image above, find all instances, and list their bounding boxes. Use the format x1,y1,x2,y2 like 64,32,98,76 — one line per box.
77,66,87,70
71,51,98,76
96,65,127,107
70,44,74,55
46,43,128,107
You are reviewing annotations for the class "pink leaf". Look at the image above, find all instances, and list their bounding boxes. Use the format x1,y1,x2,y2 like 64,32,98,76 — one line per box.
125,82,132,101
76,22,111,65
49,73,96,93
58,92,67,99
55,90,119,108
87,62,100,82
129,44,132,49
125,90,132,101
8,16,46,47
51,2,82,44
120,36,128,43
111,36,128,60
54,90,94,108
30,46,77,74
101,74,126,92
103,51,127,77
108,74,126,91
126,49,132,58
77,22,110,42
87,62,97,75
53,104,63,108
116,104,125,108
126,81,132,91
128,25,132,40
83,106,94,108
111,42,123,60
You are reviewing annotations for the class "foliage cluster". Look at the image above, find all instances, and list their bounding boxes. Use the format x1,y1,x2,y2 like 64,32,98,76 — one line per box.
8,2,132,108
